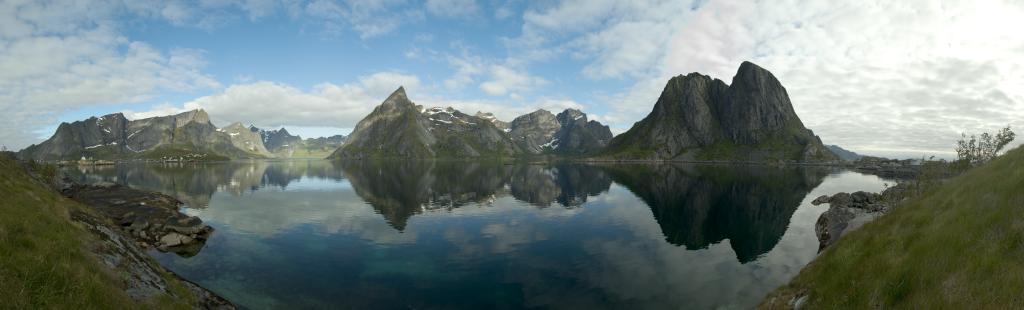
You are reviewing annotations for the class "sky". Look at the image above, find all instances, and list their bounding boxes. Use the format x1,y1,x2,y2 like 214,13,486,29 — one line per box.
1,0,1023,158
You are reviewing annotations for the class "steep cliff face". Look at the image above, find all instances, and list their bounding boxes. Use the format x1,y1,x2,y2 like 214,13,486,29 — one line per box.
223,122,273,157
329,87,519,159
551,109,613,155
18,113,132,160
602,61,837,162
19,110,259,160
256,127,302,152
508,110,562,154
508,109,613,156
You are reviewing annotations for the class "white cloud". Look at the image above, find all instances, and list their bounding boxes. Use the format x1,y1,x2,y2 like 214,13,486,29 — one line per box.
479,65,548,96
442,53,485,90
0,0,220,150
127,70,587,131
514,0,1024,156
657,0,1024,157
129,72,421,130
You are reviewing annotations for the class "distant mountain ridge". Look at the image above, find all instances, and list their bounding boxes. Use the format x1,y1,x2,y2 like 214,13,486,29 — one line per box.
826,145,862,161
19,110,347,161
328,87,614,159
250,125,347,158
601,61,837,162
18,110,261,161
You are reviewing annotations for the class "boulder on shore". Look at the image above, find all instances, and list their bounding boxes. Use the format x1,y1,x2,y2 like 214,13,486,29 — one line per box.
812,184,910,250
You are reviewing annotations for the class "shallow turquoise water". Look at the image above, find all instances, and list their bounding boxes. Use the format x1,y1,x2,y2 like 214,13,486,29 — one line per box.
66,160,890,309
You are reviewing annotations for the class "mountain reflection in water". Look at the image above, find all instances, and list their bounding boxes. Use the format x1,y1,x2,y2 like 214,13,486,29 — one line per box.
64,160,883,309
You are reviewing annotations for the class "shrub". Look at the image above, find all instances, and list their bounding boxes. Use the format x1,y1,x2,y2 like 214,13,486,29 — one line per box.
955,125,1015,166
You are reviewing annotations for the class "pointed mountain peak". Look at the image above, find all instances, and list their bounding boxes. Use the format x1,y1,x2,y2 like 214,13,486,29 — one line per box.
380,86,414,109
389,86,407,99
278,127,291,136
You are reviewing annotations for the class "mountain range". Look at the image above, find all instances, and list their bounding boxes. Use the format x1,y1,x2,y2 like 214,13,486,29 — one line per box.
18,110,346,161
19,61,841,163
327,87,613,159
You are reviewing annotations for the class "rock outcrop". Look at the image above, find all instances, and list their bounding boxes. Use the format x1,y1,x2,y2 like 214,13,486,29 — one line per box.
601,61,837,162
59,179,216,255
811,183,910,250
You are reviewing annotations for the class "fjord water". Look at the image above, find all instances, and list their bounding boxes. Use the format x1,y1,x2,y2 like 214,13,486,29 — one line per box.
65,161,889,309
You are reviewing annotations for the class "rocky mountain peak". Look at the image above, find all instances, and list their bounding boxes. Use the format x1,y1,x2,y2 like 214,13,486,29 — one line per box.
723,61,801,144
556,109,587,125
507,108,611,155
173,109,212,127
602,61,835,162
381,86,412,108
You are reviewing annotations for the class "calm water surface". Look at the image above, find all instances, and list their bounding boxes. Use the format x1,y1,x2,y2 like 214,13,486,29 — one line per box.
66,160,890,309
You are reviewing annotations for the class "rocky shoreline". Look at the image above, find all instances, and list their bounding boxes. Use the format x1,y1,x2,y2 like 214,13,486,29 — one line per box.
58,179,215,255
811,183,911,250
39,171,233,308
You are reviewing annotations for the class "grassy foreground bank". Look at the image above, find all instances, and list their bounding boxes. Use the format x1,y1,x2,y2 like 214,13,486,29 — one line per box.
0,154,193,309
763,147,1024,308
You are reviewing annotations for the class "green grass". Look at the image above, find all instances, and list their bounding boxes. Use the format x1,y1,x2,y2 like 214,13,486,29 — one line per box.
0,154,194,309
763,146,1024,309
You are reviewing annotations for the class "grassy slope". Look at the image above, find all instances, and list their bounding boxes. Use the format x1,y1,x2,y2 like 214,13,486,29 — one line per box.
0,155,192,309
763,147,1024,308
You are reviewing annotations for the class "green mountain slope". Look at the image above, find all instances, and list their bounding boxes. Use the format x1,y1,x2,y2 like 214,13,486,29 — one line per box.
762,146,1024,308
0,154,197,308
